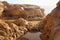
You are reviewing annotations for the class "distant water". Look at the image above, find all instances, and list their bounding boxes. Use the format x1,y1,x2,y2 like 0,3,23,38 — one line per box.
23,32,41,40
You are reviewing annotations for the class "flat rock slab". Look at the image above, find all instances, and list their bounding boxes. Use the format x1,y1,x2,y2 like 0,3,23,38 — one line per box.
23,32,41,40
17,32,41,40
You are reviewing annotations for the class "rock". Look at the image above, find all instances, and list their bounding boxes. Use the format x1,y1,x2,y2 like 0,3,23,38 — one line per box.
57,1,60,8
0,1,45,20
0,2,4,17
16,37,29,40
22,4,45,20
0,18,32,40
0,1,45,40
28,1,60,40
3,8,27,19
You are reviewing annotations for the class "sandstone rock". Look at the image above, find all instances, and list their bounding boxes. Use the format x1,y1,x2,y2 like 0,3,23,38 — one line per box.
57,1,60,8
28,1,60,40
3,8,27,19
0,1,44,40
0,2,4,17
0,1,45,20
0,18,32,40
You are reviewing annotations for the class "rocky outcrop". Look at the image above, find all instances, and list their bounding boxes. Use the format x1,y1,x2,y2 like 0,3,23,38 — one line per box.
0,1,45,40
0,1,45,20
28,1,60,40
57,1,60,8
0,18,33,40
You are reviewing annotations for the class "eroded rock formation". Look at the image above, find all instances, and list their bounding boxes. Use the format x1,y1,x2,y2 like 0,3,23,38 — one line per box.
28,1,60,40
0,18,32,40
0,1,45,20
0,1,46,40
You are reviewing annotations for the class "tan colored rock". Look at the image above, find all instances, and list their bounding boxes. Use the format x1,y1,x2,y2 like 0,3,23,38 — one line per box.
0,1,45,20
57,1,60,8
0,18,32,40
0,2,4,17
0,1,45,40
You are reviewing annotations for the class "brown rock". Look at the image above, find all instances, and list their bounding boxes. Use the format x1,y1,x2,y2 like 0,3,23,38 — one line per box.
29,1,60,40
57,1,60,8
0,1,45,20
3,8,27,19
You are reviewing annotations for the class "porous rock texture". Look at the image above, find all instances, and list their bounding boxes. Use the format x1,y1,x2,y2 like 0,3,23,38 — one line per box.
0,18,33,40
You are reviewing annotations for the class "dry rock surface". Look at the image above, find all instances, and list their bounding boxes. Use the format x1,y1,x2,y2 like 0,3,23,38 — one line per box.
0,1,45,40
0,18,33,40
28,1,60,40
0,1,44,20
